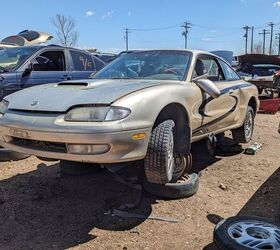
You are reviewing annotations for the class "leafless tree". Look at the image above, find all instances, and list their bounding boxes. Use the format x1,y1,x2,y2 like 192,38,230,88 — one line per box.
253,42,263,54
52,14,78,47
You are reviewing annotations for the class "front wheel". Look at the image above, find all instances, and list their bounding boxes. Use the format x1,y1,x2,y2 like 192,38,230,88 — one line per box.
144,120,175,184
232,106,254,144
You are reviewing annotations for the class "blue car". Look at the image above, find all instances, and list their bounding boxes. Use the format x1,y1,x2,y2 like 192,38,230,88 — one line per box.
0,45,106,100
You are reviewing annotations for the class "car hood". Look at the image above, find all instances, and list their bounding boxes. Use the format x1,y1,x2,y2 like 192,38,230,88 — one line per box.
5,79,169,112
237,54,280,66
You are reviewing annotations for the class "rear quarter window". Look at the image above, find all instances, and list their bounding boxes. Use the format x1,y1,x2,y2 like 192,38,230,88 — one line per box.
70,50,96,71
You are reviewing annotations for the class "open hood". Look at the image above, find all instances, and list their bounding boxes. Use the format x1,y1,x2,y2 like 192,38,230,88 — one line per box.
237,54,280,66
1,30,53,47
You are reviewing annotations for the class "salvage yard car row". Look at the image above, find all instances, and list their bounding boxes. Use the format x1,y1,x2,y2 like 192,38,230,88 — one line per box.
0,49,259,198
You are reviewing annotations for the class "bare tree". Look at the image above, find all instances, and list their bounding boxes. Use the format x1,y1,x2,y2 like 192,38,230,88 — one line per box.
52,14,78,47
253,42,263,54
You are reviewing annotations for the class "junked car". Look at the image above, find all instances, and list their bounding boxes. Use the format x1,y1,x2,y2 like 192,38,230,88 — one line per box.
0,30,53,49
0,50,259,186
0,45,106,101
236,54,280,94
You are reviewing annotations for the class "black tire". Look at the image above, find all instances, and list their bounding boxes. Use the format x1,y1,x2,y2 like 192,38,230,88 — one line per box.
144,120,175,184
213,216,280,250
59,160,102,176
143,173,199,199
36,156,57,162
0,148,29,162
232,106,254,144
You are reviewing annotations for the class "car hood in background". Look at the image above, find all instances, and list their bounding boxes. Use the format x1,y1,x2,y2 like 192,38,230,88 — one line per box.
5,79,170,112
237,54,280,66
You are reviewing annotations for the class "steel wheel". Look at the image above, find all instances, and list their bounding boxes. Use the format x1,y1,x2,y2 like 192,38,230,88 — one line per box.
244,110,253,139
228,220,280,249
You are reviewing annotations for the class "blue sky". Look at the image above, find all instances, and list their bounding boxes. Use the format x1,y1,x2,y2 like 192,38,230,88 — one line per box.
1,0,280,54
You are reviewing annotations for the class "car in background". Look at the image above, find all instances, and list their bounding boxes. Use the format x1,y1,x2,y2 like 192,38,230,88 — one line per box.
0,50,259,185
0,45,106,100
236,54,280,94
0,30,53,49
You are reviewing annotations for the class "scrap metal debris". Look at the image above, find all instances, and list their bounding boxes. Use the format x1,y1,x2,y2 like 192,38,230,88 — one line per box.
104,209,179,223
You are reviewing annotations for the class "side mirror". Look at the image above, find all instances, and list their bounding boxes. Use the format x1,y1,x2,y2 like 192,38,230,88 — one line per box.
196,79,221,98
22,63,33,77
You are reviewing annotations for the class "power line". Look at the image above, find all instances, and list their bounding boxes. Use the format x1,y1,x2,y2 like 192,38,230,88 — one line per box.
268,22,275,55
275,33,280,56
124,28,130,51
251,26,254,54
128,22,183,32
243,26,251,54
182,21,191,49
259,29,270,54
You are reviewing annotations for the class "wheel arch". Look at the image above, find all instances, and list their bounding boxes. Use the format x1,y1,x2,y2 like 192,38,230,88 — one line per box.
153,103,191,154
248,96,257,116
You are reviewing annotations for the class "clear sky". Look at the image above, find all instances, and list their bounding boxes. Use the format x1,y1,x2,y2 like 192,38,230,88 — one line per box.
1,0,280,54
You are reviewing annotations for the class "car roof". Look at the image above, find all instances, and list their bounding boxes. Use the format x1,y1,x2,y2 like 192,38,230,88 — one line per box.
119,49,215,57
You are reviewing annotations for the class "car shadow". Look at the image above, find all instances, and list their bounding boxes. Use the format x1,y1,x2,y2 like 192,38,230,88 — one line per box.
203,166,280,250
0,162,156,249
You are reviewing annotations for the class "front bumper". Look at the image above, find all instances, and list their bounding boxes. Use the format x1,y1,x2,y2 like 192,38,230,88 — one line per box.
0,113,151,163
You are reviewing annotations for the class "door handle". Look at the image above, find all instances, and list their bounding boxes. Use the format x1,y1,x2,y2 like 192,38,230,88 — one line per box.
229,89,234,94
61,75,72,80
0,75,4,81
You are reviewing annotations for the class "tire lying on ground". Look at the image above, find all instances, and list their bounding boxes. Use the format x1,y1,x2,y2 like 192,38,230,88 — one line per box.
143,173,199,199
144,120,176,184
213,216,280,250
59,160,103,175
232,106,254,144
0,148,29,162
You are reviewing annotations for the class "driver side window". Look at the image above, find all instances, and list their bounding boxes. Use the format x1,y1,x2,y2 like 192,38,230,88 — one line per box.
193,57,224,82
33,50,65,71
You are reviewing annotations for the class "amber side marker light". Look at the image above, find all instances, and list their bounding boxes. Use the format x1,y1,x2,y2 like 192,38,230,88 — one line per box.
132,133,146,140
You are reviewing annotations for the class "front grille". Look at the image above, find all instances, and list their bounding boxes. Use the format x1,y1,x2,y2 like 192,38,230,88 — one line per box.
11,137,67,153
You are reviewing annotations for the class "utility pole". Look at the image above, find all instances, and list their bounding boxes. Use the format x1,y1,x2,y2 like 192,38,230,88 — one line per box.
124,28,130,51
251,26,254,54
269,22,275,55
259,29,270,54
182,21,191,49
275,33,280,56
243,26,251,54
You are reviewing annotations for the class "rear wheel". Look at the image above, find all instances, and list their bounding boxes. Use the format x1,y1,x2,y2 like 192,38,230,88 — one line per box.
144,120,175,184
232,106,254,144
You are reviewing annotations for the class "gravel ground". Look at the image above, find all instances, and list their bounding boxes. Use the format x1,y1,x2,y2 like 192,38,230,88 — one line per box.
0,113,279,250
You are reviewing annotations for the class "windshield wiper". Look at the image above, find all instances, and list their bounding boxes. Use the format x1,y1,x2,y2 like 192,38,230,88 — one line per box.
111,77,137,79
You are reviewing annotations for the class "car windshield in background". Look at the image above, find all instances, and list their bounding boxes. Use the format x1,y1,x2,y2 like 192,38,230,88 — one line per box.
94,50,191,81
0,47,38,71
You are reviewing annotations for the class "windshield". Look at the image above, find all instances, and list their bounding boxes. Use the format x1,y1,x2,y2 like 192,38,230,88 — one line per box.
0,47,38,71
94,50,191,81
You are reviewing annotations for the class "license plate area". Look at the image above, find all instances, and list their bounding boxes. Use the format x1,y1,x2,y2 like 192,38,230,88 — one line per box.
9,128,31,139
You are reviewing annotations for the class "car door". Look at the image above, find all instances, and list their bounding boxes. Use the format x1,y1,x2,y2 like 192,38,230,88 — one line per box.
68,49,100,80
0,71,20,100
19,49,72,89
192,56,240,135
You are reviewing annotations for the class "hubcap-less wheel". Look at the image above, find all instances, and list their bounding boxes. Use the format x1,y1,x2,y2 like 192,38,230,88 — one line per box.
245,110,253,139
167,134,175,178
228,220,280,249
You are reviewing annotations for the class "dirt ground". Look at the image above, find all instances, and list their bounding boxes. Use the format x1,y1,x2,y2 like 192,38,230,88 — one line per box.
0,113,279,250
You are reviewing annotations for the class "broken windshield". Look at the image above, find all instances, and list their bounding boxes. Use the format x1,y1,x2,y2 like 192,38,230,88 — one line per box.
94,50,191,81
